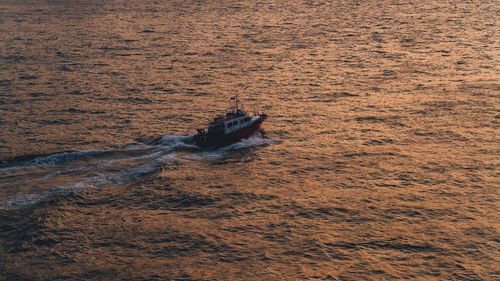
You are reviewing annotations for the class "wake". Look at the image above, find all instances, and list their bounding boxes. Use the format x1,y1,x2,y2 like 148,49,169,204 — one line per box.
0,132,280,210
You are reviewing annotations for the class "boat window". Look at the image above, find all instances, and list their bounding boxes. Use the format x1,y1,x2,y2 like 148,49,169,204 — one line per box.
233,121,238,126
244,117,251,122
227,122,232,128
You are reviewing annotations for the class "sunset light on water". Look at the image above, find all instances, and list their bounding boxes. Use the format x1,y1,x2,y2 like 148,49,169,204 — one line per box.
0,1,498,280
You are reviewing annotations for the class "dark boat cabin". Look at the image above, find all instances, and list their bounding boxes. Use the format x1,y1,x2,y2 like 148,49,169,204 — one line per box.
207,108,255,136
208,123,225,136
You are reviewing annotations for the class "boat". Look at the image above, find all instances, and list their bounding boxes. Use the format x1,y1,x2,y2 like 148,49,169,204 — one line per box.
193,95,267,148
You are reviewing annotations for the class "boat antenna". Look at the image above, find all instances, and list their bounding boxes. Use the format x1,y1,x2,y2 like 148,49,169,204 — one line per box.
234,94,239,111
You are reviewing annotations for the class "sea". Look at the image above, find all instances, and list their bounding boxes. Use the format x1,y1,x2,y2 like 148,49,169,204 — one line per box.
0,0,498,280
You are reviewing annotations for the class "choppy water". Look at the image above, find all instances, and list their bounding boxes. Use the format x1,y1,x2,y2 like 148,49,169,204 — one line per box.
0,0,498,280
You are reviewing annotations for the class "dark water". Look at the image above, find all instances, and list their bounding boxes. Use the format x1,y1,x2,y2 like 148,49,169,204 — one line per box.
0,0,498,280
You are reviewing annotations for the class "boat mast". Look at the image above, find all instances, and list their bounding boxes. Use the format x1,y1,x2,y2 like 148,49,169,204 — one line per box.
234,94,239,111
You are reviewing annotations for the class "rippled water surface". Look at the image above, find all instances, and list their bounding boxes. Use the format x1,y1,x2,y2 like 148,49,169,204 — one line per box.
0,0,499,280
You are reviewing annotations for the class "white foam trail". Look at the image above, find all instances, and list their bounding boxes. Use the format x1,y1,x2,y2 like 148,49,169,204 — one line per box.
0,178,96,210
0,146,152,173
0,133,279,210
0,135,191,209
0,150,105,173
158,134,194,145
0,150,159,188
0,151,180,210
